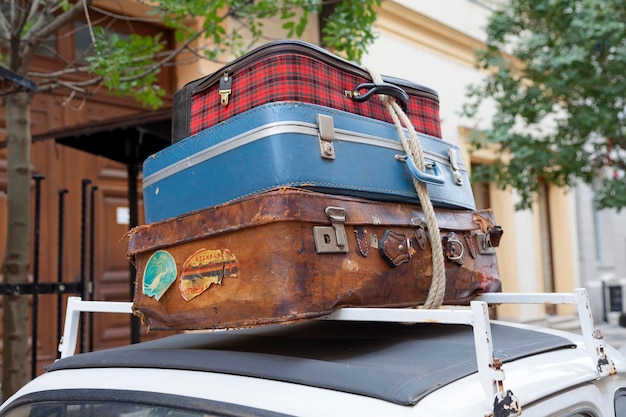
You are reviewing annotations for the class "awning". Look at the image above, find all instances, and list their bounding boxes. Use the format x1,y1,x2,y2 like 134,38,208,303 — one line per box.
28,108,172,164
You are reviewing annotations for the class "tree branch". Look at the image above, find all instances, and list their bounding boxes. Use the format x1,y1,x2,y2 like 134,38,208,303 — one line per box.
28,64,92,79
34,0,94,41
8,1,32,69
9,1,28,39
0,8,10,41
101,28,206,85
25,0,43,27
27,32,202,79
22,0,59,40
18,0,95,72
89,5,161,24
38,76,102,93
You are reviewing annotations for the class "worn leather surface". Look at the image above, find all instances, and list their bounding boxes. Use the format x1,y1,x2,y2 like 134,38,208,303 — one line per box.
379,230,411,267
129,188,502,331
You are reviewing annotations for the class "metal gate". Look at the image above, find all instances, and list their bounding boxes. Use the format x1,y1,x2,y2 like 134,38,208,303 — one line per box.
0,175,100,379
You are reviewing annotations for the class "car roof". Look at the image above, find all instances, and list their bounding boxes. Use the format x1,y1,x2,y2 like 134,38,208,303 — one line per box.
46,319,575,406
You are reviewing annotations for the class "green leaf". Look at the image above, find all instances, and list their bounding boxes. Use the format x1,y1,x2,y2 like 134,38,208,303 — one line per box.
66,0,380,108
462,0,626,210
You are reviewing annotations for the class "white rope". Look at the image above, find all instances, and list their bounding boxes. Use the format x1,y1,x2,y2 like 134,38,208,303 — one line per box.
365,68,446,309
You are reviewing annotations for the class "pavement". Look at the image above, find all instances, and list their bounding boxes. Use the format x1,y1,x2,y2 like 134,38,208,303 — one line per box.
534,314,626,354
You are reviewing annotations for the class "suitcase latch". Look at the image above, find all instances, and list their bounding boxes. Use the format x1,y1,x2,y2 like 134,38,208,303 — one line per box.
313,206,349,253
447,148,463,186
411,217,428,250
475,226,503,255
219,72,232,106
317,114,336,160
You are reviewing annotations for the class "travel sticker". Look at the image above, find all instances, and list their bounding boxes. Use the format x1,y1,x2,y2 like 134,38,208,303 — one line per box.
143,250,177,301
179,248,239,301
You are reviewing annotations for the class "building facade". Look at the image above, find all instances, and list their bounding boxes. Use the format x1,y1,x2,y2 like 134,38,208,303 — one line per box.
365,0,622,322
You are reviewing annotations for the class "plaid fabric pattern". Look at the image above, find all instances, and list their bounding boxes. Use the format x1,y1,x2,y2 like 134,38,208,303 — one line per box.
189,54,442,138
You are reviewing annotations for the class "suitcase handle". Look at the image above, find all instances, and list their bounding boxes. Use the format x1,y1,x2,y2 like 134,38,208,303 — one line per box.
350,82,409,111
402,156,445,186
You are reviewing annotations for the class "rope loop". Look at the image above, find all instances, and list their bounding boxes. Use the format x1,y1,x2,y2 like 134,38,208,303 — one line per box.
365,67,446,309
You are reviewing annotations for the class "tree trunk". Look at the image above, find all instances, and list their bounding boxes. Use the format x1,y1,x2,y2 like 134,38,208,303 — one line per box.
2,91,33,400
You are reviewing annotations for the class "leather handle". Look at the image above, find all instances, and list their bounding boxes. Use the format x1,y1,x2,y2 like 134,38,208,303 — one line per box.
350,82,409,112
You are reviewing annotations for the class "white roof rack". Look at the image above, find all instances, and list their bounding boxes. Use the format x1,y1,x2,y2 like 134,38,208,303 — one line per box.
58,288,615,417
58,297,133,359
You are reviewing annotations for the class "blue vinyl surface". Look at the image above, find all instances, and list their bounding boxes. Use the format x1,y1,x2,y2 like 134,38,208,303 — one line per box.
143,102,475,223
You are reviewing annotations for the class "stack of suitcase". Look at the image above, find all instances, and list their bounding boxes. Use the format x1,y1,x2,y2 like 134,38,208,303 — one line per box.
128,40,503,331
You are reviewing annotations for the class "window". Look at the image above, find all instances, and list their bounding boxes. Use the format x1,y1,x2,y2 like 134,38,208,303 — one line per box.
4,401,208,417
0,390,289,417
615,388,626,416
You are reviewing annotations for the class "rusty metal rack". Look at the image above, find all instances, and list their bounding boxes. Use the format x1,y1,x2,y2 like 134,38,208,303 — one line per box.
58,288,615,417
324,288,616,416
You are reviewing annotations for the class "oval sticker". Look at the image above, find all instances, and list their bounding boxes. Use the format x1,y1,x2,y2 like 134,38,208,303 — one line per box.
143,250,177,301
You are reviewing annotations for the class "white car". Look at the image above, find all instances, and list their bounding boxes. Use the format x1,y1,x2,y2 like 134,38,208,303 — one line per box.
1,289,625,417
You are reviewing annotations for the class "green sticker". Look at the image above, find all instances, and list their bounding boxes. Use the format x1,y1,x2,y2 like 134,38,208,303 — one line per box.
143,250,177,301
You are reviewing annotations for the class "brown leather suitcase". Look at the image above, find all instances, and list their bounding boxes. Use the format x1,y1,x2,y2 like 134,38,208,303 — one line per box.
128,188,502,331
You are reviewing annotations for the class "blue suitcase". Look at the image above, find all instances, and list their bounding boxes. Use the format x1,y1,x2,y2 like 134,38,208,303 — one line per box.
143,102,475,223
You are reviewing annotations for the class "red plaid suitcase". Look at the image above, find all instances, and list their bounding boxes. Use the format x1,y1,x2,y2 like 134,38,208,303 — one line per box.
172,40,442,143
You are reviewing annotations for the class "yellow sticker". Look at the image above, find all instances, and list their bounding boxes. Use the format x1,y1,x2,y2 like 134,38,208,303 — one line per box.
179,248,239,301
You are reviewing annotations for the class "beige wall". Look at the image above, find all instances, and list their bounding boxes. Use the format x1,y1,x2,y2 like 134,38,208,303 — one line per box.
548,186,578,314
375,1,483,68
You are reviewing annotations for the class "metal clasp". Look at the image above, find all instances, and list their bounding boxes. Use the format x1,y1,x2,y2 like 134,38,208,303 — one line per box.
444,231,465,265
317,114,336,160
411,217,428,250
313,206,349,253
476,226,503,255
219,72,232,106
447,148,463,186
